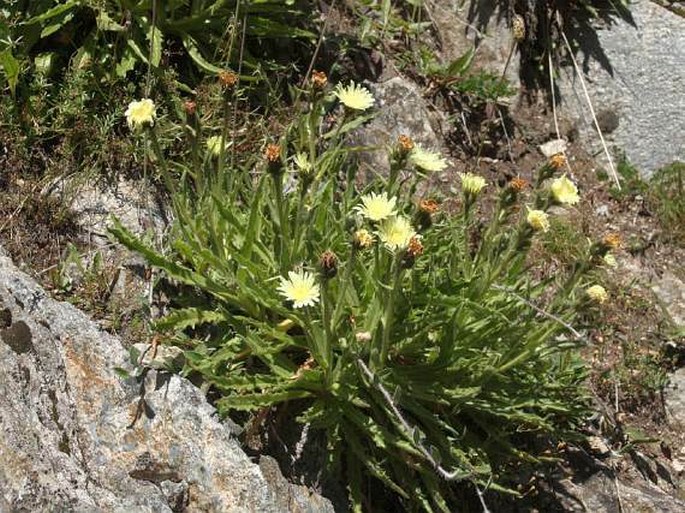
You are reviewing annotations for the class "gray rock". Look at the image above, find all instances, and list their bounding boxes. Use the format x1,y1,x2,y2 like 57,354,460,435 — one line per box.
0,249,333,512
556,0,685,176
664,367,685,426
355,77,448,176
430,0,519,84
46,175,169,243
554,471,685,512
651,271,685,328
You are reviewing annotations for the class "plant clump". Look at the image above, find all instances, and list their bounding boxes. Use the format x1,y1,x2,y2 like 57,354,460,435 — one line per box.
110,74,608,511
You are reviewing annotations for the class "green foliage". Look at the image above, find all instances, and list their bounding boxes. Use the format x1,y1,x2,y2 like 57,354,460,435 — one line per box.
649,161,685,245
607,153,648,200
0,0,314,94
111,80,598,510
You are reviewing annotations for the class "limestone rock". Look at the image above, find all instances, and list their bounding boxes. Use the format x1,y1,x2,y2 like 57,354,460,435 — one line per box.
0,249,333,512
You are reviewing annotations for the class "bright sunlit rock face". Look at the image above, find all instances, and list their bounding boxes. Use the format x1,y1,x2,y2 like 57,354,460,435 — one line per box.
377,215,416,251
409,145,448,172
333,82,374,111
278,270,320,308
356,192,397,222
551,175,580,205
125,98,156,130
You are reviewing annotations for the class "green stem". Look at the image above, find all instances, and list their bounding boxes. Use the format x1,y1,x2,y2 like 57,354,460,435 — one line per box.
148,129,174,193
322,281,333,372
331,247,357,330
290,184,309,264
378,255,402,369
272,172,288,272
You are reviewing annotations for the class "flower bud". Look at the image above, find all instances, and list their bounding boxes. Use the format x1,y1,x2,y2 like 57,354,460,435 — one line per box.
512,15,526,42
353,229,374,250
183,100,197,117
264,143,283,174
218,70,238,89
549,153,566,170
319,250,338,279
311,70,328,90
397,135,415,155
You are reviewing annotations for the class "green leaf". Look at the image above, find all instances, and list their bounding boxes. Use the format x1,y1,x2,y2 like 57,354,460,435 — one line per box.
148,24,163,67
445,48,475,77
154,308,230,331
181,35,223,74
0,50,20,96
26,1,79,24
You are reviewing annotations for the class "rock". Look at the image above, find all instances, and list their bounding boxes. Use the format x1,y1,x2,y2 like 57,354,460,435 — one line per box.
664,367,685,426
651,271,685,328
430,0,519,84
0,249,333,512
355,77,447,176
46,175,169,243
556,0,685,176
553,471,685,512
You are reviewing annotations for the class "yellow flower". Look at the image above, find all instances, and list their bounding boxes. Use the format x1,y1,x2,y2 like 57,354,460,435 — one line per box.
526,208,550,232
333,82,374,111
459,173,487,196
603,254,618,268
550,175,580,205
356,192,397,222
409,145,448,172
206,135,225,157
293,153,313,175
277,270,320,308
125,98,156,130
353,229,374,249
586,285,608,304
377,216,416,251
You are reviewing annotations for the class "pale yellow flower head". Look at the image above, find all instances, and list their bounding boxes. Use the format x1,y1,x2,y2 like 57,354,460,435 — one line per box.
409,145,448,172
356,192,397,222
603,253,618,268
459,173,487,196
333,82,374,111
206,135,225,157
292,153,313,176
586,285,608,304
377,215,416,251
526,208,550,232
125,98,156,130
551,175,580,205
277,270,320,308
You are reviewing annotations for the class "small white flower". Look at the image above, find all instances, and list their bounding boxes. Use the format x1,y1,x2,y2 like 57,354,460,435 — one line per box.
586,285,608,304
377,215,416,251
292,153,313,175
277,270,320,308
206,135,226,157
356,192,397,222
409,145,448,172
125,98,156,130
526,208,550,232
459,173,487,196
550,175,580,205
333,82,374,111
